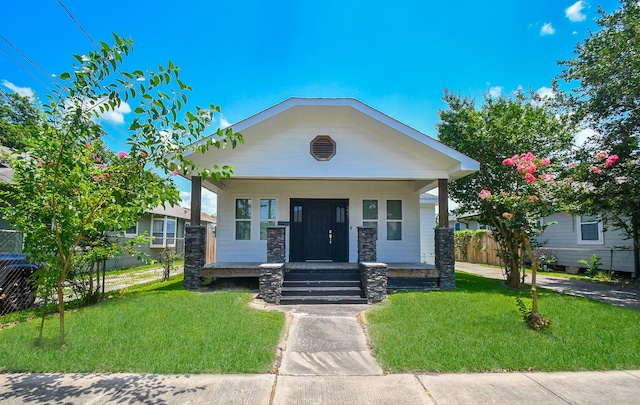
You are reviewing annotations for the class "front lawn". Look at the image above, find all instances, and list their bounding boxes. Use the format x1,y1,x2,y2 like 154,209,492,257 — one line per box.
366,272,640,373
0,276,285,374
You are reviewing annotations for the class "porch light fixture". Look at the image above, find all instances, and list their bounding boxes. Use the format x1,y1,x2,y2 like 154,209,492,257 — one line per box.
310,135,336,161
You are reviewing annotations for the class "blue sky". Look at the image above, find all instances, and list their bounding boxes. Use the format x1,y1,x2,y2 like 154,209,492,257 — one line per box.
1,0,620,214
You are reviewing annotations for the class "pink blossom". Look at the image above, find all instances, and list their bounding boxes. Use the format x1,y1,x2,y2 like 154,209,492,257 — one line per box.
568,162,578,169
139,151,148,158
479,189,492,200
502,158,514,166
604,154,619,168
531,195,539,202
590,166,603,174
502,212,513,219
103,172,110,178
36,161,43,167
525,173,536,183
85,141,91,149
525,165,536,174
172,169,179,175
118,152,128,158
540,158,551,166
99,163,107,168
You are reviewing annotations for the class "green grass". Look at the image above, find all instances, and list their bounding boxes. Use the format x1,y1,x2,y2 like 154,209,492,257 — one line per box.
0,276,284,374
366,271,640,373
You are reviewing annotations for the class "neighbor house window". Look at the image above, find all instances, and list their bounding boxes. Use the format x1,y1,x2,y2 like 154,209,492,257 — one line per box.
578,214,603,244
387,200,402,241
150,216,177,248
236,198,252,240
362,200,378,239
260,199,276,240
124,222,138,237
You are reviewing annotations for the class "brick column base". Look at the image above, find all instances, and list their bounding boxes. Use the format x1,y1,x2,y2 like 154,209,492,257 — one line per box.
184,226,206,290
436,227,456,290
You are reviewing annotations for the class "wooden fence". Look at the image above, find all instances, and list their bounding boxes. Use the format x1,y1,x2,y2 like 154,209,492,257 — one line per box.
454,231,502,266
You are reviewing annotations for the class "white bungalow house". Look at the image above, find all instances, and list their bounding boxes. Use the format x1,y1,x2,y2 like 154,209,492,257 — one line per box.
184,98,478,268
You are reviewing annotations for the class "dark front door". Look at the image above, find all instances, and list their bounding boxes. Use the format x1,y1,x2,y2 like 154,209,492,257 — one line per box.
290,199,349,262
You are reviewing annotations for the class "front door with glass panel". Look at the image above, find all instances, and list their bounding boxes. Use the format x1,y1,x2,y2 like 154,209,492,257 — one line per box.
289,199,349,262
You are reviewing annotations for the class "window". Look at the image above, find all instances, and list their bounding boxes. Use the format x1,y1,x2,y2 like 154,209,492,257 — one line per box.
150,217,177,248
235,198,252,240
362,199,378,238
578,215,603,244
260,199,276,240
387,200,402,241
124,222,138,237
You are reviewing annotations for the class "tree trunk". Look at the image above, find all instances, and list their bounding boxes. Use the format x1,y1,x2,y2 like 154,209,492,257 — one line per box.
56,279,65,346
523,237,540,315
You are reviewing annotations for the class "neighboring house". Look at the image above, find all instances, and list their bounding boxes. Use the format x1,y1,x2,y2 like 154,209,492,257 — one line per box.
0,146,22,253
185,97,479,264
451,209,635,275
535,212,635,274
105,205,216,270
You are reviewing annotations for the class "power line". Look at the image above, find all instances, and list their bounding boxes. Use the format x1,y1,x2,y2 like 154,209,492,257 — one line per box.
56,0,100,50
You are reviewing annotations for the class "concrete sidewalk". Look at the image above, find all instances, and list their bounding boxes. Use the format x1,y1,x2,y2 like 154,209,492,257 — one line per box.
456,261,640,310
2,265,640,404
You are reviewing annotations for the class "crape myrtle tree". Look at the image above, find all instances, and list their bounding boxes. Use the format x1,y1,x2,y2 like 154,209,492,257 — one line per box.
556,0,640,278
1,34,241,345
437,90,575,288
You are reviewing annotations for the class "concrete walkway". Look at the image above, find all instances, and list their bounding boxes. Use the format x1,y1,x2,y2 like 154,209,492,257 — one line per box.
2,264,640,404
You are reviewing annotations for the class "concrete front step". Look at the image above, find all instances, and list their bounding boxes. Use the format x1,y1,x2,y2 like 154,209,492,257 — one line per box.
282,286,363,297
281,268,366,304
279,295,369,305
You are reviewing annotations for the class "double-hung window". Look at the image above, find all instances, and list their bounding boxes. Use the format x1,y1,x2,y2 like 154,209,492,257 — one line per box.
150,216,177,248
260,199,277,240
124,222,138,237
577,214,603,244
386,200,402,241
362,200,378,238
236,198,252,240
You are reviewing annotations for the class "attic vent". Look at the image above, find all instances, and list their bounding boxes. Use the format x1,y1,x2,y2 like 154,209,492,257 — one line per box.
310,135,336,161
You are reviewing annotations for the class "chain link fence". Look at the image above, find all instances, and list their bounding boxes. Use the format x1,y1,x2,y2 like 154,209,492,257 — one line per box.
0,230,184,316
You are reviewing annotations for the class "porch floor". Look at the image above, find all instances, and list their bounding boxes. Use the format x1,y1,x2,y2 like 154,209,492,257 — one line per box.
200,262,437,278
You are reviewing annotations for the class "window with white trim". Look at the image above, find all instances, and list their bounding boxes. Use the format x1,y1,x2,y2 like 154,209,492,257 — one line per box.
150,216,177,248
386,200,402,241
260,199,276,240
362,199,378,239
577,215,603,244
235,198,252,240
124,222,138,237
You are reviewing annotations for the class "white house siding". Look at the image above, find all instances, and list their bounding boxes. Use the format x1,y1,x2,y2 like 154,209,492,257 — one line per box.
536,212,634,273
215,179,422,263
420,202,436,265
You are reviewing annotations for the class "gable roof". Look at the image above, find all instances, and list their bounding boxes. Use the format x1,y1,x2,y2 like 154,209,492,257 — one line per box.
187,97,479,191
149,204,215,223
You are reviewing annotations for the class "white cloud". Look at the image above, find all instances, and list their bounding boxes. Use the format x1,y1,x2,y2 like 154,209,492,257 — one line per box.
180,188,218,216
566,1,587,22
488,86,503,98
98,101,131,124
540,23,556,36
1,80,34,99
536,86,555,100
575,127,597,146
219,114,231,129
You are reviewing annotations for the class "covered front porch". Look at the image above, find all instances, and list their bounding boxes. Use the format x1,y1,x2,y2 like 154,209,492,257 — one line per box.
186,224,454,304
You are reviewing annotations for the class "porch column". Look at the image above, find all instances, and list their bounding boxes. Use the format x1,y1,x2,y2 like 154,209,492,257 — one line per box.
267,226,286,263
190,175,202,226
184,176,204,290
436,179,456,290
184,225,206,290
358,226,377,262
